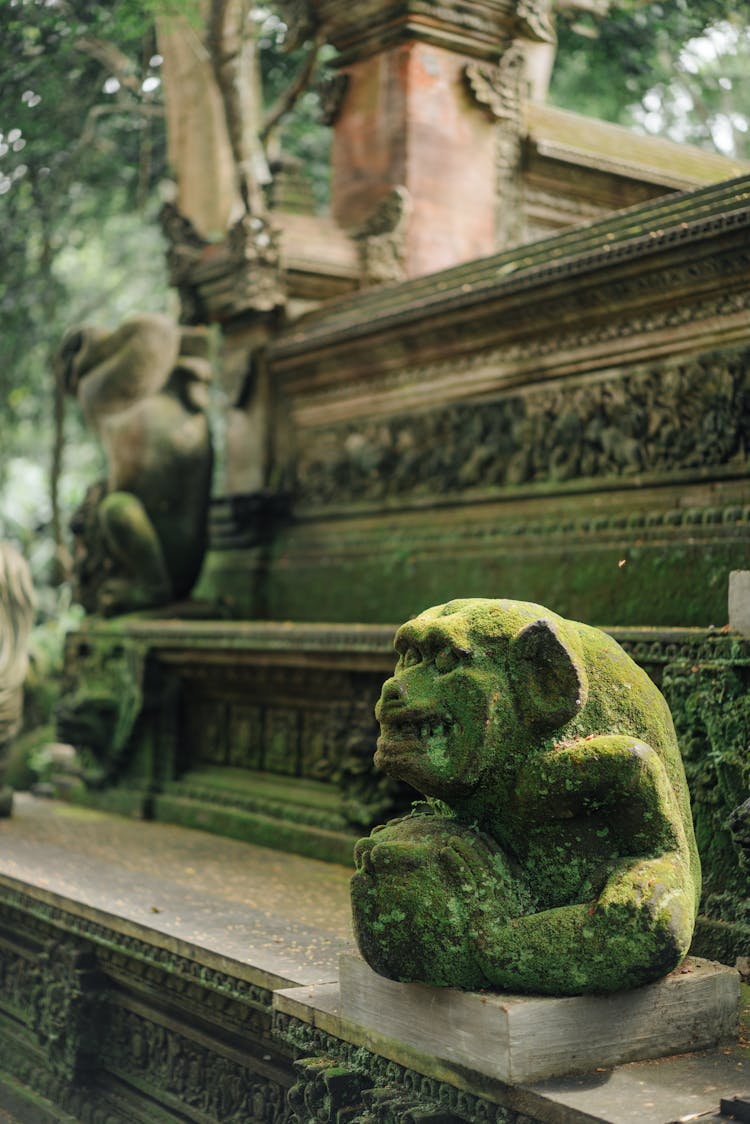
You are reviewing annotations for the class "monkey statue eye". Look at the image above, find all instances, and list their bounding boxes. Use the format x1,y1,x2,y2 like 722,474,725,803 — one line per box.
402,647,421,667
435,647,459,674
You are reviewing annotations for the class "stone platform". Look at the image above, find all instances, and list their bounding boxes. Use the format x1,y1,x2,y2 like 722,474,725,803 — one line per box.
0,797,748,1124
337,950,739,1083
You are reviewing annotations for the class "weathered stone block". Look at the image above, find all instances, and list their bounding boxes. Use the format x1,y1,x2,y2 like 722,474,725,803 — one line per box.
339,950,740,1084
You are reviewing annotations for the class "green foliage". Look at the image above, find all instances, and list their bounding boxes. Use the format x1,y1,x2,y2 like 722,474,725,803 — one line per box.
0,1,331,589
550,1,749,159
0,0,173,590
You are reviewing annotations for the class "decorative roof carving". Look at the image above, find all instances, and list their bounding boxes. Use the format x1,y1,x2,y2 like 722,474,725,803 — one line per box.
464,47,525,123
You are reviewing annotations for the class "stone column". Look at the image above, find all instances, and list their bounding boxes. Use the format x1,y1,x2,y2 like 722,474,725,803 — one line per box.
315,0,554,278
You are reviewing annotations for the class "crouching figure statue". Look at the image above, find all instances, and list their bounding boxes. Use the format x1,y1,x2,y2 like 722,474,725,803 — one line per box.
351,599,701,995
0,544,36,815
56,314,213,616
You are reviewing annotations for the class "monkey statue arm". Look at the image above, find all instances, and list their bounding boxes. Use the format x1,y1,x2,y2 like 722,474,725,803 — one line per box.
513,734,685,856
449,735,696,993
462,849,696,994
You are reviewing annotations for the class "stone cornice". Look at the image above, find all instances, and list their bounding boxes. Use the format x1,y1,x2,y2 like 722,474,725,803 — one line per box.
68,619,398,659
312,0,543,63
66,618,750,670
272,177,750,372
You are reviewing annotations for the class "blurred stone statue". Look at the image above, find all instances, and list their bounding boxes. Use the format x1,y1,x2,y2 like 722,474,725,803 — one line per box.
56,314,214,616
0,544,36,815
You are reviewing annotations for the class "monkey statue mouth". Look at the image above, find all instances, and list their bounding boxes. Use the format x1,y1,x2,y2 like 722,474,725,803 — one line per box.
375,709,457,764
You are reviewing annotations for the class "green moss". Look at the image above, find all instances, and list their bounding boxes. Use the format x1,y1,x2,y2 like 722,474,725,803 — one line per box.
218,533,747,629
663,662,750,911
352,598,701,994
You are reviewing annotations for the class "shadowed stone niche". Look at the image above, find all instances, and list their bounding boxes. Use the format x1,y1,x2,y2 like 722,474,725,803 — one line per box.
351,598,702,995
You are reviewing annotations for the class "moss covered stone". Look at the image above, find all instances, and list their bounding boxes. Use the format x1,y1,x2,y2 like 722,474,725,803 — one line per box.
351,598,701,995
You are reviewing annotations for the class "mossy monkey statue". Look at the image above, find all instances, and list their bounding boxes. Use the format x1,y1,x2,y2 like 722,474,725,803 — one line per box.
56,314,213,616
351,599,701,995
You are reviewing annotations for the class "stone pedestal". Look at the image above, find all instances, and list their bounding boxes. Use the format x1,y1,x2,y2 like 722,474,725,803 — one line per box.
338,951,740,1084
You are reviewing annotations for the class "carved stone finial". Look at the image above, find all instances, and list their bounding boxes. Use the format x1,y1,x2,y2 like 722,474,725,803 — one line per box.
464,47,525,123
353,187,413,286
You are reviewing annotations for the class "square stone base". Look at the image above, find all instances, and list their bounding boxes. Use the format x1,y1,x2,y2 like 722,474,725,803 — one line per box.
339,952,740,1084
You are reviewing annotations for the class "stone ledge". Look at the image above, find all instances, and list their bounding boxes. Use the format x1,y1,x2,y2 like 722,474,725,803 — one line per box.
337,951,740,1084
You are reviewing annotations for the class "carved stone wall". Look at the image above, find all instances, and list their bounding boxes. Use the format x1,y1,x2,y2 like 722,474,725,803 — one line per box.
294,346,750,509
0,886,292,1123
59,623,412,863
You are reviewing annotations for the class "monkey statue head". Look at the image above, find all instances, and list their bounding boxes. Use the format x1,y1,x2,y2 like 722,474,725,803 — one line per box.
375,599,587,810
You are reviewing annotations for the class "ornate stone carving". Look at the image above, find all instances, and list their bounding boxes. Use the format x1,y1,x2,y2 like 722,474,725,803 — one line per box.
662,661,750,925
56,637,146,789
463,47,526,246
30,942,104,1082
314,0,535,62
354,187,413,287
516,0,555,43
351,599,700,993
227,211,286,312
0,889,284,1119
159,201,286,323
295,347,750,508
104,1006,289,1122
178,673,406,830
464,49,524,124
276,1013,526,1123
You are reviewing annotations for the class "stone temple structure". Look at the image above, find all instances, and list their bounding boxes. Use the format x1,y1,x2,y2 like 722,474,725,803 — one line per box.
0,1,749,1120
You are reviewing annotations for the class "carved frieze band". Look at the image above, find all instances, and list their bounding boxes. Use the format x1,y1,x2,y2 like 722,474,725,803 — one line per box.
275,1011,524,1123
295,347,750,508
285,288,750,432
0,893,272,1009
0,896,287,1120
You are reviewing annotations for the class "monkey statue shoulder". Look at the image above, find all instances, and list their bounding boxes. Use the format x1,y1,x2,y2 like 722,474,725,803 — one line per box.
351,598,701,995
57,314,214,616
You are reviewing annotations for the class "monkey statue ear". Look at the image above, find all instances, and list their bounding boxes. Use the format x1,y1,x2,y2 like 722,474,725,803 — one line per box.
509,618,587,730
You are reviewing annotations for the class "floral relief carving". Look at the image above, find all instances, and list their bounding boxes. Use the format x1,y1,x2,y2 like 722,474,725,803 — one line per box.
295,348,750,508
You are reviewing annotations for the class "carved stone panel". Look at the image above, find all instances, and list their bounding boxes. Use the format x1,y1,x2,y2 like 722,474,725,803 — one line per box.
30,941,104,1083
264,708,302,775
228,703,265,769
294,346,750,510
